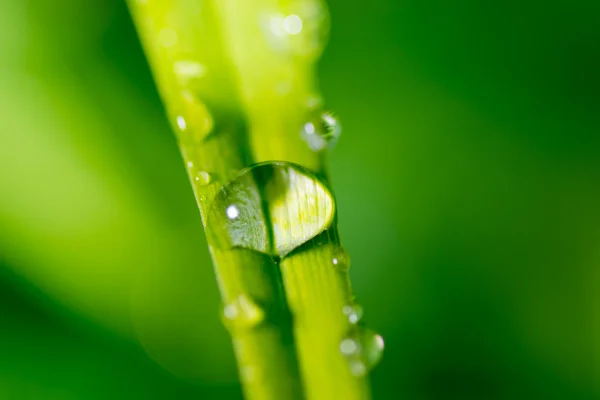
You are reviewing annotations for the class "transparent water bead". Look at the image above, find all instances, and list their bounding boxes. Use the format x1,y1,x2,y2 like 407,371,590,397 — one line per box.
339,329,385,377
331,247,350,270
175,91,214,142
173,60,206,83
222,294,265,330
302,110,341,151
207,162,335,258
193,171,214,186
262,0,330,59
342,304,363,325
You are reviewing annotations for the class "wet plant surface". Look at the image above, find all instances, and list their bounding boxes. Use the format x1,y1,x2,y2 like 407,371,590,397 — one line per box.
128,1,382,399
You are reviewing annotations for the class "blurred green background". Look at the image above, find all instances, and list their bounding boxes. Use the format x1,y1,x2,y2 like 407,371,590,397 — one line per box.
1,0,599,399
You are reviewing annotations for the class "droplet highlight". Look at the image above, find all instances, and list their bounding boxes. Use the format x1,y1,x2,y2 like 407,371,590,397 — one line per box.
173,60,206,81
340,329,385,377
302,110,341,151
226,205,240,220
262,1,330,59
283,15,303,35
340,338,359,356
194,171,214,186
175,91,214,142
222,294,265,330
207,162,335,258
342,304,363,325
332,247,350,270
176,116,187,130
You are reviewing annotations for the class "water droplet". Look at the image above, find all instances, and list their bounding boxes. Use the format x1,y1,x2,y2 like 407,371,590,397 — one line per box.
363,330,385,369
175,91,214,142
222,294,265,330
340,329,385,377
283,15,303,35
173,60,206,81
186,161,194,169
262,1,330,58
342,304,363,324
302,110,341,151
332,247,350,270
194,171,214,186
349,361,367,377
207,162,335,258
176,116,187,130
340,338,359,356
158,28,178,47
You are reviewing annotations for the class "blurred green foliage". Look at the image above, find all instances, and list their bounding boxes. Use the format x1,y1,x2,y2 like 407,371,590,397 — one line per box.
1,0,599,399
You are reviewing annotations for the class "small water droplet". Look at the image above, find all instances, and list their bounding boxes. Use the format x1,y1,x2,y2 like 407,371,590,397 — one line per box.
332,247,350,270
222,294,265,330
340,329,385,377
158,28,178,47
176,116,187,130
349,361,367,377
207,162,335,258
262,1,330,58
187,161,194,169
173,60,206,81
283,15,303,35
194,171,214,186
342,304,363,324
340,338,359,356
302,110,341,151
175,91,214,142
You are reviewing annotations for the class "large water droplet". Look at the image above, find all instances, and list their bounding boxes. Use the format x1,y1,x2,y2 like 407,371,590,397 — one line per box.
339,329,385,377
175,91,214,142
262,1,330,58
207,162,335,258
222,294,265,330
302,110,341,151
342,304,363,325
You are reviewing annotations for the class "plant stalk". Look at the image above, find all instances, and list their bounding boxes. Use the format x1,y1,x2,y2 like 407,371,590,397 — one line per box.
128,0,372,398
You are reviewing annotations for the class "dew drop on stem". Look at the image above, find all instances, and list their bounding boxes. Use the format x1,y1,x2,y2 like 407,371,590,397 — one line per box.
302,110,341,151
332,247,350,270
222,294,265,330
342,304,363,325
207,161,335,258
262,0,330,59
194,171,214,186
339,328,384,377
173,60,206,83
174,91,214,142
